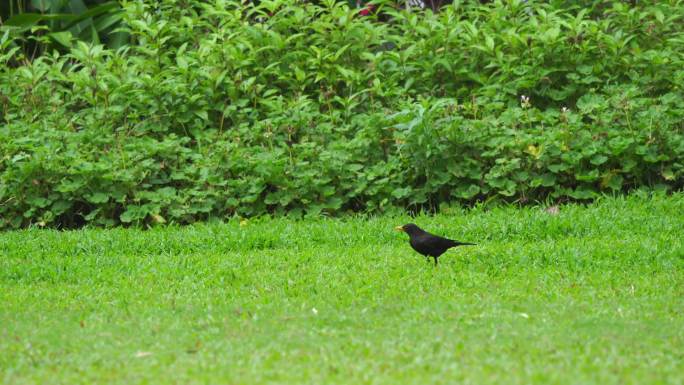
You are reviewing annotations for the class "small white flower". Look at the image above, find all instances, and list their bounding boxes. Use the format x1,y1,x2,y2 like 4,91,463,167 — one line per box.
312,307,318,315
561,106,569,113
520,95,531,108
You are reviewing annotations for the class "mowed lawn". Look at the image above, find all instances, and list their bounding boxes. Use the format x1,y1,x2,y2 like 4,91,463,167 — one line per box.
1,195,683,385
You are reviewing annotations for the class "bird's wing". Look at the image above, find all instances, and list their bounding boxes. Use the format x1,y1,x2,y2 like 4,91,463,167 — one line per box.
427,232,475,247
433,236,459,249
414,234,455,251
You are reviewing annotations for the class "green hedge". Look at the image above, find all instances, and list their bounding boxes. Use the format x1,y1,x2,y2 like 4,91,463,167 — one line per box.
1,0,683,228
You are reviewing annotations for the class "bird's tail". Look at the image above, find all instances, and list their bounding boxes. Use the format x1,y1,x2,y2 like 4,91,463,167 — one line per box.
454,241,476,246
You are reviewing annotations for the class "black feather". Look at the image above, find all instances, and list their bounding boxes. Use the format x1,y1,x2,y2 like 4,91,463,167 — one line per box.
398,223,475,266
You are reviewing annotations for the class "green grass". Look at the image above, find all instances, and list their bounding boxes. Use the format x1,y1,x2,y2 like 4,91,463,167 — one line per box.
1,194,683,385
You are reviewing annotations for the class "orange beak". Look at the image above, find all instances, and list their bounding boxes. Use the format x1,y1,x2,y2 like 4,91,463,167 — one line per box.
394,225,405,232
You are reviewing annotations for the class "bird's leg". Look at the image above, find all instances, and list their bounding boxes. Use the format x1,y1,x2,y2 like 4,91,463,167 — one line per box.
425,256,431,263
433,256,438,266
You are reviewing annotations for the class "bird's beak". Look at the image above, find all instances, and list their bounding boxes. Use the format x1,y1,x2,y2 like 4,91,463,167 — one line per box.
394,225,404,232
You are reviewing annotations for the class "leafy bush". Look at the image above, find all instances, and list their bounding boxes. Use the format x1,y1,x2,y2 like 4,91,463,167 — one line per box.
1,0,127,60
1,0,683,228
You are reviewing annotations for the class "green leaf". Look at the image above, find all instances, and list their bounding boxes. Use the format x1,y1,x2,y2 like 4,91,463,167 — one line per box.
86,192,109,204
31,0,55,12
452,184,480,199
485,35,495,51
48,31,73,47
531,173,556,187
548,164,569,173
576,169,599,181
120,206,146,223
602,174,624,191
568,187,598,200
5,13,73,27
63,2,121,31
576,94,605,113
28,197,51,208
51,200,72,215
590,154,608,165
543,27,560,42
325,197,343,210
391,187,411,199
194,110,209,121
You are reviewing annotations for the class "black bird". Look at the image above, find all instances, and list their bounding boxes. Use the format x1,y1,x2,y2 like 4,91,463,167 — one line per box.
395,223,475,266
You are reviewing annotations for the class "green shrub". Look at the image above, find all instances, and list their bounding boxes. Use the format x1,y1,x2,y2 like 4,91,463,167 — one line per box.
1,0,683,228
